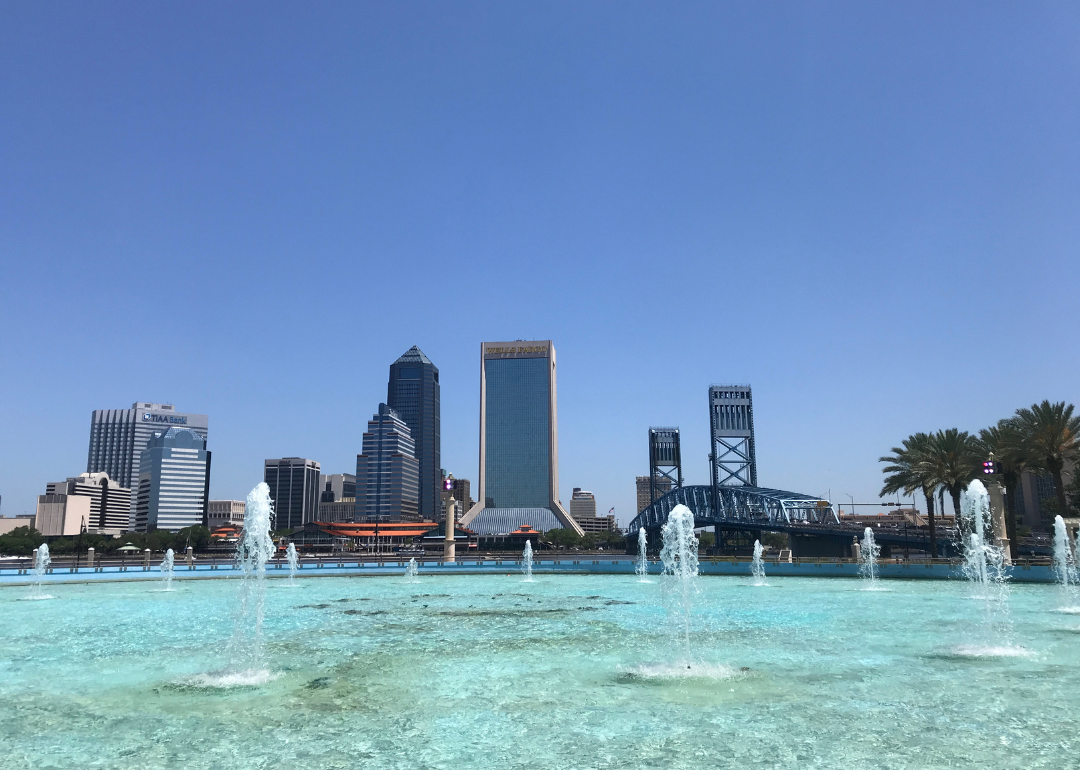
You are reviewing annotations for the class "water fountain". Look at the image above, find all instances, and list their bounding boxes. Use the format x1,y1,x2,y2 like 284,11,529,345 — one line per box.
189,482,276,686
1052,515,1079,611
859,527,882,589
26,543,53,601
286,542,299,584
956,479,1019,655
750,540,767,585
405,557,419,582
660,504,699,664
636,528,651,582
522,540,534,582
158,548,175,591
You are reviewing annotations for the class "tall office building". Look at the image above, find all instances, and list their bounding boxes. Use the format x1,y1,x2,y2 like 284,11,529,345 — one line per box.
87,402,208,527
45,472,132,533
387,346,441,520
264,458,322,531
460,341,583,536
570,488,597,521
355,404,420,522
134,428,211,532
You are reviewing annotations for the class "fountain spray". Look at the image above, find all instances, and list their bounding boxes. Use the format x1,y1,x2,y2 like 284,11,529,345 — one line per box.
405,557,419,582
636,528,650,582
286,542,299,584
159,548,175,591
225,482,276,681
660,505,699,663
522,540,534,582
750,540,766,585
957,480,1016,654
1052,515,1079,610
28,544,52,600
859,528,881,589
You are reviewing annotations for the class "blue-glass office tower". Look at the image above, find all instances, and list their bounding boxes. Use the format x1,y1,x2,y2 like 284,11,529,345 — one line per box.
134,428,211,532
460,341,583,536
386,346,440,521
355,404,420,522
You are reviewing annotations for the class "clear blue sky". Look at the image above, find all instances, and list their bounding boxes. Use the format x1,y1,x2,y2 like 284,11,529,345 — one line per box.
2,2,1078,525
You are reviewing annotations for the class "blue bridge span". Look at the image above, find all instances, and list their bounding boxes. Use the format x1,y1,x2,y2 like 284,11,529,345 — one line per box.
627,484,963,554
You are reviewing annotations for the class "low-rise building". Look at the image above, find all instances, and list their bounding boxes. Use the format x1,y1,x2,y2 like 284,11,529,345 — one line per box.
34,494,90,536
208,500,246,530
0,515,36,535
317,498,356,523
44,472,131,534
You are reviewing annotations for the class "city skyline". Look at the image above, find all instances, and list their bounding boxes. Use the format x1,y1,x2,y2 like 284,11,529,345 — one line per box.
2,4,1078,527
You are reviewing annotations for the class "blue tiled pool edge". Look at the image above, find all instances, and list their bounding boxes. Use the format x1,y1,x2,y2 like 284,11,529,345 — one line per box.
0,559,1058,585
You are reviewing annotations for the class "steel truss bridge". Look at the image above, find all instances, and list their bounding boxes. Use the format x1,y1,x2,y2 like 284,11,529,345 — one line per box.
627,484,964,553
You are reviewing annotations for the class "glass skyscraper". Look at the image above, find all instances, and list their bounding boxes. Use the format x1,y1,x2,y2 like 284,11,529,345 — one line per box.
459,341,583,536
355,404,420,522
386,346,440,521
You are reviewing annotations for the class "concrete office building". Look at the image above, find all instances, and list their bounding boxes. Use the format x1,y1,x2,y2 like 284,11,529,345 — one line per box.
45,472,132,534
87,402,208,527
135,428,211,532
569,488,618,534
264,458,321,531
460,341,583,536
319,473,356,503
355,404,420,522
34,494,90,536
387,346,441,520
636,475,672,514
570,488,597,520
208,500,246,530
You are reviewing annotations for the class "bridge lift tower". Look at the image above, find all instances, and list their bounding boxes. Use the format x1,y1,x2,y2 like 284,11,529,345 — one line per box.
709,385,757,488
709,385,758,553
648,427,683,508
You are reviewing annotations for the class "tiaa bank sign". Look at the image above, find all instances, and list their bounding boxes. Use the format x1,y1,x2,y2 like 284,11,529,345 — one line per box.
143,413,188,425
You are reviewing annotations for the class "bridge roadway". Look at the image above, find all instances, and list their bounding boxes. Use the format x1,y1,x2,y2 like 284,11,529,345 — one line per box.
626,484,1051,557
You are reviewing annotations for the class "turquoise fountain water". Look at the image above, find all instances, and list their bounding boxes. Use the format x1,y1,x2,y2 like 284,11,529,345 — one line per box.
750,540,766,586
3,571,1078,767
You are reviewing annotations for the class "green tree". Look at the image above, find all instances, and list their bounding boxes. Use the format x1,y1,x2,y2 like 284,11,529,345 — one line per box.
880,432,940,557
1013,400,1080,517
0,526,44,556
977,419,1028,558
927,428,982,526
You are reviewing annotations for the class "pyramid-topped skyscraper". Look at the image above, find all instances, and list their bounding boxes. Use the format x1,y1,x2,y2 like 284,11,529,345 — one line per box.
387,346,441,521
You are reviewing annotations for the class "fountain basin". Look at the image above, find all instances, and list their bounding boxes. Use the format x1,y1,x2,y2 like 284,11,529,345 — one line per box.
1,574,1075,768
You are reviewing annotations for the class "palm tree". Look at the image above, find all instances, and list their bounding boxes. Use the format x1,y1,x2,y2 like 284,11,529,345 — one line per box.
1013,401,1080,517
880,432,940,557
927,428,981,528
977,419,1027,559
